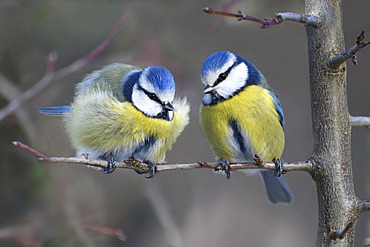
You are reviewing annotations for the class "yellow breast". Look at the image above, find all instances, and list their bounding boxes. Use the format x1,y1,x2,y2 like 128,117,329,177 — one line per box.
64,90,189,163
200,85,284,162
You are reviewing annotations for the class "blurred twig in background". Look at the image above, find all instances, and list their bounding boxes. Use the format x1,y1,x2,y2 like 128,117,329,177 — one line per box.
0,3,132,124
145,183,183,247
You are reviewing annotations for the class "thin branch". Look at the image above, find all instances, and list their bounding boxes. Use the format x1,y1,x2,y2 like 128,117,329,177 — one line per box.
360,200,370,213
203,7,321,28
0,4,132,123
350,116,370,128
329,222,353,240
157,160,313,173
13,141,48,159
211,0,239,30
275,12,322,28
203,7,280,28
327,30,370,69
13,141,313,174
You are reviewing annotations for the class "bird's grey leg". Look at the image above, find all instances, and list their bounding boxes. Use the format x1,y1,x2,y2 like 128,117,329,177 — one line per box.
272,158,284,177
143,160,157,179
215,159,231,179
99,152,116,174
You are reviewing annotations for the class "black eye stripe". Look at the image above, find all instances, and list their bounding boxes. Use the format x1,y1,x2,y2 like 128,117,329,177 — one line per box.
138,85,161,103
214,61,236,86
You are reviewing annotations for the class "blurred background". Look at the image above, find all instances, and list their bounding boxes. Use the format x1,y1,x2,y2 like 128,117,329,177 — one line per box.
0,0,369,246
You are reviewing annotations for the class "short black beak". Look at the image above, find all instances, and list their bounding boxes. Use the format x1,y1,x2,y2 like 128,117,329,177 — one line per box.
163,102,174,111
203,85,213,94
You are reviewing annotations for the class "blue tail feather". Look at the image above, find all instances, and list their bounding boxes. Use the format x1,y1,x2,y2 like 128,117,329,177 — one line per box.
259,170,293,204
35,106,71,117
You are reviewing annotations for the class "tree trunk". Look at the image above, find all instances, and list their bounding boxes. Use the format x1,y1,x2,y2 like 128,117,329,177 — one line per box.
305,0,362,246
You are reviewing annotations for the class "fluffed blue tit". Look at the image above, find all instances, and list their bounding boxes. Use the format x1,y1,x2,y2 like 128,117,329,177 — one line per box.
199,51,293,204
37,63,190,176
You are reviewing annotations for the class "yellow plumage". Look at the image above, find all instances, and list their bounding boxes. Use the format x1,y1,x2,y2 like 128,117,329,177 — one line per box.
38,63,192,165
64,88,189,163
200,85,284,162
199,51,292,203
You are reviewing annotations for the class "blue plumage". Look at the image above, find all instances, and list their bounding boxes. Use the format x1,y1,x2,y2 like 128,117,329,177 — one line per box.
143,66,175,93
122,71,141,103
35,106,71,116
259,170,293,204
238,56,264,87
269,92,285,130
201,51,233,78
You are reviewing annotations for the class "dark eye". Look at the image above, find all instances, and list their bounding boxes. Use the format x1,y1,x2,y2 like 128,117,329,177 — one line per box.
218,72,227,81
148,92,158,101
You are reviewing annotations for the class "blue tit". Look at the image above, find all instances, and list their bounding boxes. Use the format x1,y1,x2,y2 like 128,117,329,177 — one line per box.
36,63,190,175
199,51,293,204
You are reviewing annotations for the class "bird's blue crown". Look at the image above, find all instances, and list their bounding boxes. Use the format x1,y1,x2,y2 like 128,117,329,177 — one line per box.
143,65,175,93
201,51,233,79
123,65,175,102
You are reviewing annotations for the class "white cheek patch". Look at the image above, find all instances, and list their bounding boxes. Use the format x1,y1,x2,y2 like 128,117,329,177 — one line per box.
132,85,162,116
214,62,248,99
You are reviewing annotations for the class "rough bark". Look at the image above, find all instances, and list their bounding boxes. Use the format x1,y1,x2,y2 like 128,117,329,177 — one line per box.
305,0,362,246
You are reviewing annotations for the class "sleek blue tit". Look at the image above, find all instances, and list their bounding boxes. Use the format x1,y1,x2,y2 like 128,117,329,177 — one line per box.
199,51,293,204
37,63,190,175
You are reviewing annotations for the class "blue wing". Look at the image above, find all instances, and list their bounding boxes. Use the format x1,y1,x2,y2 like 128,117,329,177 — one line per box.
35,106,71,117
269,92,284,131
